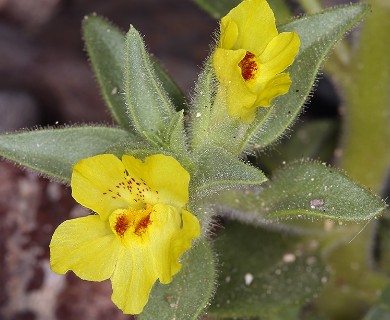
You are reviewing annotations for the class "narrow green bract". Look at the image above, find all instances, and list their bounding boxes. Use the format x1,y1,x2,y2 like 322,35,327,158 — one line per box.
0,126,134,182
125,27,175,143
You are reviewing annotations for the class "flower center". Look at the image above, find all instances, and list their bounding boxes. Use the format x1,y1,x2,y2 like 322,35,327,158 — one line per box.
114,214,130,237
239,51,258,81
110,204,153,242
134,214,151,236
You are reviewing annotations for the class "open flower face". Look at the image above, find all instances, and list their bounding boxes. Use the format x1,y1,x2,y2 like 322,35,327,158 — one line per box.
50,154,200,314
213,0,300,123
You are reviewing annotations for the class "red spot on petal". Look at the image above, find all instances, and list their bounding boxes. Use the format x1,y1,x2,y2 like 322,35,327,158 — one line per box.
239,52,258,81
115,215,129,237
135,215,151,236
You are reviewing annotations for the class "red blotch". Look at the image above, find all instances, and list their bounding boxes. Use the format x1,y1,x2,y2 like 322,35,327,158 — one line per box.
239,52,258,81
115,215,129,237
135,215,151,236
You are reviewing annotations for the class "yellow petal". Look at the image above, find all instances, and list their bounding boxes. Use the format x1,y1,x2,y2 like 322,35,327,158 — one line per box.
111,246,158,314
50,215,119,281
213,48,258,121
167,209,201,279
219,16,238,49
224,0,278,54
110,205,200,314
255,72,292,106
122,154,190,209
72,154,133,220
259,32,300,76
148,205,200,284
213,48,246,86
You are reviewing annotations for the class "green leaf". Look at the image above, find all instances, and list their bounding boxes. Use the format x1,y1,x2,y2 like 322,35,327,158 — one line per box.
105,111,190,169
151,56,187,111
192,0,291,22
125,26,175,143
208,222,327,318
212,160,386,225
140,239,215,320
83,15,131,130
241,4,368,152
0,126,134,182
83,16,186,131
191,146,267,197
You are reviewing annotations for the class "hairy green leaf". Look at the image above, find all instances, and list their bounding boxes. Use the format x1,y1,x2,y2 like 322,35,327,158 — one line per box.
83,16,186,131
0,126,134,182
208,222,326,318
140,239,215,320
125,26,175,143
151,56,187,111
83,16,130,130
213,160,386,225
191,146,267,198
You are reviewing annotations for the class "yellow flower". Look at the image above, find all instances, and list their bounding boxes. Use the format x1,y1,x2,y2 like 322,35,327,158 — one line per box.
213,0,300,123
50,154,200,314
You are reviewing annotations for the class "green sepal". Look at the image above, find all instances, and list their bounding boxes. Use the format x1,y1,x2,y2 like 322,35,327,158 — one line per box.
191,146,267,197
212,160,386,226
241,4,368,152
125,26,176,143
190,59,250,154
139,239,215,320
0,126,134,182
189,59,215,152
83,16,186,131
208,222,327,318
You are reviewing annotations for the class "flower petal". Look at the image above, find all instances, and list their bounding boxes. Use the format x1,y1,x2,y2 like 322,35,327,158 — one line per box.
219,16,239,50
148,205,200,284
213,48,258,122
50,215,119,281
111,246,158,314
259,32,300,76
122,154,190,208
225,0,278,54
72,154,133,220
255,72,292,106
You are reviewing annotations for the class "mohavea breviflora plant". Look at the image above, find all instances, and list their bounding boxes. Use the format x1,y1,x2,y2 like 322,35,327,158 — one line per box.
0,0,389,318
